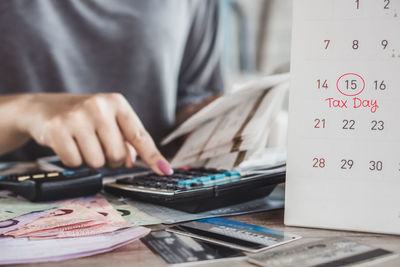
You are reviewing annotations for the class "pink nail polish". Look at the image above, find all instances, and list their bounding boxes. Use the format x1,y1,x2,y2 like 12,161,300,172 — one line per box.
157,160,173,175
131,155,137,164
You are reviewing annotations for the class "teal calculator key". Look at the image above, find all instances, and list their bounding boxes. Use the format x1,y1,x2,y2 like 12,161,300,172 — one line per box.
178,178,198,186
177,180,188,186
196,176,214,187
180,179,201,188
210,173,226,180
198,176,212,183
224,171,241,182
177,180,185,185
0,175,3,180
62,171,75,176
225,171,240,177
213,174,229,185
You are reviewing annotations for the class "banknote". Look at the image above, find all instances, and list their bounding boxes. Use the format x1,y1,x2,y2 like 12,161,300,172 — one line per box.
61,195,127,226
102,193,162,226
5,195,128,239
4,204,107,238
0,210,52,235
0,192,57,222
28,224,124,240
43,196,130,239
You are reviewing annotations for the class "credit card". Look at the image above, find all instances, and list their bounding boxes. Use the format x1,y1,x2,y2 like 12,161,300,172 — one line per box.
142,230,246,266
166,217,301,253
247,238,397,267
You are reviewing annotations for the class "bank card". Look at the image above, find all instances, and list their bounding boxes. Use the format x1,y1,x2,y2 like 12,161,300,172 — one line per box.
247,238,397,267
166,217,301,253
142,230,245,266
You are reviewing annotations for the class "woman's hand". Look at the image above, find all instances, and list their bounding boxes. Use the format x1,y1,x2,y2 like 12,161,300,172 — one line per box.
12,93,172,175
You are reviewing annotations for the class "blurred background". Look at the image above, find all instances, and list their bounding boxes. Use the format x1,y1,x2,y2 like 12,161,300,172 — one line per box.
220,0,292,84
219,0,292,149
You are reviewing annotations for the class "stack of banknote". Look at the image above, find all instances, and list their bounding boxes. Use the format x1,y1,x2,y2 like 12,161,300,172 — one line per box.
0,190,160,264
0,191,161,239
3,195,129,239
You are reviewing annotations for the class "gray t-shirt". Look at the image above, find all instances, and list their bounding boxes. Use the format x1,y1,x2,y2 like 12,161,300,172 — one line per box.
0,0,223,161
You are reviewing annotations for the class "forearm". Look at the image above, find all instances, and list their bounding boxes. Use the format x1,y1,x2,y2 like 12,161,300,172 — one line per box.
0,94,31,155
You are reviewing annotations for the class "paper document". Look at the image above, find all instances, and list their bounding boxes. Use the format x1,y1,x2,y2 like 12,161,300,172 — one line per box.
162,73,289,145
0,226,150,265
170,77,289,169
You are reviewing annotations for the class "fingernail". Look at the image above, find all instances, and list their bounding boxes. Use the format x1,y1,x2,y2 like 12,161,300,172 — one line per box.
157,160,173,175
131,155,137,164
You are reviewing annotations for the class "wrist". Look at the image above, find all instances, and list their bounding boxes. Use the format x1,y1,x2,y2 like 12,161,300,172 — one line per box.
0,94,33,155
12,93,37,135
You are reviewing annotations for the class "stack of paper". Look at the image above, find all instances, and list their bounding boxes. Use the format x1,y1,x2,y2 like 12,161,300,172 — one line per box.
163,73,289,170
0,227,150,265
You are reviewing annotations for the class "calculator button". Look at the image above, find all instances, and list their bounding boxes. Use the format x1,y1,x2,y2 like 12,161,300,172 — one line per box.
225,171,240,177
211,174,226,180
46,172,60,178
17,175,31,182
32,174,46,179
5,175,18,181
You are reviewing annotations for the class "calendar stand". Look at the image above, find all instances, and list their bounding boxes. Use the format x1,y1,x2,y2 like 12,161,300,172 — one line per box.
285,0,400,235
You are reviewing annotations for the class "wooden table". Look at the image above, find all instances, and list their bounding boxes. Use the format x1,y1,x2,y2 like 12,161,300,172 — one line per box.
19,209,400,267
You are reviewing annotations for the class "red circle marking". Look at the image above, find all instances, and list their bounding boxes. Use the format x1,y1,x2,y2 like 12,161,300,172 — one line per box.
336,73,365,96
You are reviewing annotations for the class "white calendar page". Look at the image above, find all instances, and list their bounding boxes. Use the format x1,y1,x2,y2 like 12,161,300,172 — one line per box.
285,0,400,234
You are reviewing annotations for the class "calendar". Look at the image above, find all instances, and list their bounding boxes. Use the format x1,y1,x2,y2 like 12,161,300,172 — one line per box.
285,0,400,234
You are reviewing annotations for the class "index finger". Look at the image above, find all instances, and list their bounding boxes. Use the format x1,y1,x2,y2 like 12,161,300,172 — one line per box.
116,106,173,176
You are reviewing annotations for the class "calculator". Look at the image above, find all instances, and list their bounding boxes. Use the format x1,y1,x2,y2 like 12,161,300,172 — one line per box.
0,170,102,202
104,165,285,213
